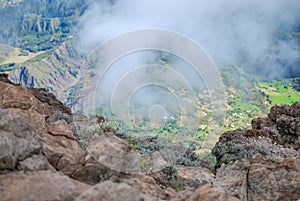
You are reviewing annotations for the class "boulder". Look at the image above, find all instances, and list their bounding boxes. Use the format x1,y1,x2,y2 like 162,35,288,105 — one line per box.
75,180,158,201
0,109,52,171
216,155,300,201
252,102,300,149
41,120,85,175
185,184,239,201
0,78,85,175
0,170,89,201
71,132,167,184
212,129,299,169
109,174,176,200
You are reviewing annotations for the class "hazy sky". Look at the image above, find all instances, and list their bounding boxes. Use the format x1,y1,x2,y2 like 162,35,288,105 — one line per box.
78,0,299,78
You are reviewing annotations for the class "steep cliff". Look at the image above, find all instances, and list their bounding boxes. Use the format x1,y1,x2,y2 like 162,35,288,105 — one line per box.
8,41,84,103
0,0,87,51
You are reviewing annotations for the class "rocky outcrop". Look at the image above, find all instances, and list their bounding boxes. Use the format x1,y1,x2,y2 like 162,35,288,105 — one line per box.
0,170,89,201
8,41,84,105
0,74,84,175
75,180,158,201
1,75,299,201
0,108,53,172
216,155,300,201
252,101,300,149
212,102,300,169
213,102,300,200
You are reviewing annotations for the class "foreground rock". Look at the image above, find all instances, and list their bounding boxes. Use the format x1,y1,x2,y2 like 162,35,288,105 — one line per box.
213,102,300,169
1,74,300,201
252,101,300,149
0,74,85,175
0,109,53,172
216,155,300,201
75,180,159,201
0,170,89,201
213,102,300,200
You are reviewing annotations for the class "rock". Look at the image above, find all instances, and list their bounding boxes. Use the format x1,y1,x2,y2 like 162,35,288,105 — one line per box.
71,132,167,184
252,102,300,149
28,87,72,115
48,119,77,140
0,78,72,116
216,155,300,201
0,81,35,110
5,108,48,135
86,132,166,174
17,154,54,171
185,184,239,201
216,159,250,200
75,180,159,201
176,165,215,189
41,127,85,175
0,73,14,84
0,109,52,171
248,156,300,201
109,174,176,200
212,129,299,169
0,170,88,201
3,108,84,175
0,78,85,175
70,159,120,185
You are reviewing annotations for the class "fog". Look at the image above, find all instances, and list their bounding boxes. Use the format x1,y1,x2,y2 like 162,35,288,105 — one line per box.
75,0,299,134
78,0,300,78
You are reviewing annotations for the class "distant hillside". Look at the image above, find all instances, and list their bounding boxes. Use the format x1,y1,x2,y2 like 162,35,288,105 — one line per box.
0,0,87,103
0,0,87,51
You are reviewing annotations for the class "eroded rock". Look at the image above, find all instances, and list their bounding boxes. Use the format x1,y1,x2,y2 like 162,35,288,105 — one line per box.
216,155,300,201
75,180,158,201
0,109,52,171
0,170,87,201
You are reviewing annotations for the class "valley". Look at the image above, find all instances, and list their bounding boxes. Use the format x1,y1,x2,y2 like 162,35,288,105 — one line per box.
0,0,299,165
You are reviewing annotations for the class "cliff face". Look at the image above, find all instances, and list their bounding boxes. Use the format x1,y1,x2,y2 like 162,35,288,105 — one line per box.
0,0,86,47
0,0,87,106
0,73,299,201
8,41,84,104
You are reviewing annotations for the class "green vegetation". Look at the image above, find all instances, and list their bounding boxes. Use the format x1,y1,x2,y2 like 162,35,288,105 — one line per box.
24,50,53,63
18,30,68,53
255,80,300,105
0,62,17,72
160,165,184,192
221,65,268,130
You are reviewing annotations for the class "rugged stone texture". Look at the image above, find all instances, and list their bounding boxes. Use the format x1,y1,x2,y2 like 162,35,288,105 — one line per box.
0,109,52,171
88,132,167,174
213,102,300,170
213,102,300,200
185,184,239,201
248,156,300,201
71,132,167,184
216,155,300,201
75,180,158,201
212,129,299,169
216,159,250,200
41,129,85,175
252,102,300,149
109,174,176,200
0,78,85,175
1,74,299,201
0,170,87,201
28,87,72,115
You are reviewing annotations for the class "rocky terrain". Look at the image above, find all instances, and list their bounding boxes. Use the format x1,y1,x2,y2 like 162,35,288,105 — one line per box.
0,73,299,201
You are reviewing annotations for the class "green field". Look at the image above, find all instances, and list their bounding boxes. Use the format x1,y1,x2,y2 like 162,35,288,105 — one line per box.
255,80,300,105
